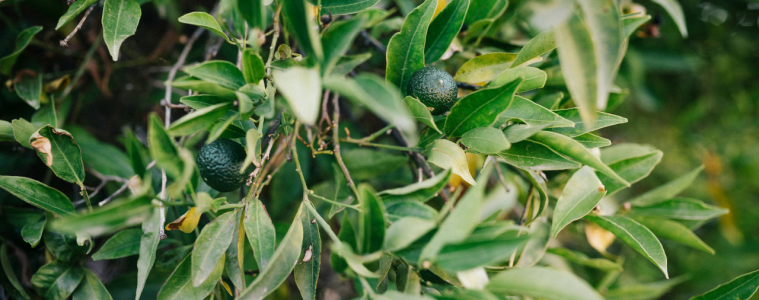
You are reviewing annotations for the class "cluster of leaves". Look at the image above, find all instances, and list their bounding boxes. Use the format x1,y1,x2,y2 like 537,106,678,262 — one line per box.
1,0,758,300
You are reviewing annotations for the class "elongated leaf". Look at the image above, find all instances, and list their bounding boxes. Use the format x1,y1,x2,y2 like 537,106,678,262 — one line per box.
632,216,714,254
31,261,84,300
573,133,610,148
0,26,42,76
551,166,607,236
57,0,98,29
425,0,470,64
384,217,437,252
486,267,604,300
0,120,14,142
437,236,529,272
102,0,141,61
599,151,662,195
498,96,574,128
15,73,42,110
1,244,30,299
404,96,441,134
331,212,357,274
244,198,277,270
342,149,409,180
691,269,759,300
148,113,182,178
22,215,46,247
651,0,687,37
157,253,224,300
273,66,321,125
489,67,547,93
92,228,142,260
606,277,687,300
192,210,238,286
531,131,628,186
623,14,652,38
184,61,245,90
630,198,728,220
241,50,265,84
0,176,75,216
322,17,366,75
629,165,704,206
497,140,581,171
512,29,555,68
239,203,305,299
547,248,621,271
168,103,230,136
294,205,321,300
30,125,86,185
72,269,113,300
358,184,386,254
238,0,265,29
43,231,88,262
171,77,237,99
226,214,245,292
445,78,522,137
502,123,553,144
555,12,600,127
380,169,451,203
549,108,628,137
12,118,39,149
424,139,475,185
331,53,372,76
281,0,323,60
322,0,382,15
385,200,438,222
600,143,658,164
386,0,437,92
51,196,153,237
454,53,517,84
585,214,668,278
178,12,230,42
136,207,160,300
179,95,232,110
513,219,549,267
461,127,510,154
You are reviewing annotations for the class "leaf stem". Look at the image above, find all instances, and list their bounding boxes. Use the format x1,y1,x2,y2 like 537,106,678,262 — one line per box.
304,200,341,246
307,192,360,211
81,188,93,212
218,203,246,210
338,138,423,152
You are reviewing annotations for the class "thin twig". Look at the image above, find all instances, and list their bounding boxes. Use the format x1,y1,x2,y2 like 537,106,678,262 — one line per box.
331,93,360,198
98,181,129,206
338,138,422,152
265,4,282,77
60,5,95,47
494,159,511,193
361,31,386,54
60,33,102,101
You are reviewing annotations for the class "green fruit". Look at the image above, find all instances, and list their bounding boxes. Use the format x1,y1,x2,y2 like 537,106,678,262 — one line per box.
197,139,247,192
406,66,458,115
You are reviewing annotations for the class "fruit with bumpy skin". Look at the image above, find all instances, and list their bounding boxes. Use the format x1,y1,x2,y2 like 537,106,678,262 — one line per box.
197,138,247,192
406,66,458,115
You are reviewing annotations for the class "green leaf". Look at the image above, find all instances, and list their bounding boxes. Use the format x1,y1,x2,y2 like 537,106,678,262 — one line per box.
585,214,668,278
43,231,89,262
599,150,663,195
385,200,438,222
12,118,39,149
424,139,475,185
425,0,470,64
690,269,759,300
321,0,382,15
206,112,240,144
0,26,42,76
102,0,142,61
322,17,366,76
419,168,488,263
324,74,416,142
404,96,442,134
501,123,553,144
15,72,42,110
632,216,714,254
606,277,687,300
51,196,153,237
136,207,160,300
148,113,182,178
330,53,372,77
551,166,607,237
486,267,604,300
30,125,86,185
294,204,321,300
239,203,305,299
651,0,687,37
358,184,386,254
179,94,232,110
386,0,437,92
331,212,357,274
241,50,265,84
488,67,547,93
273,66,321,126
464,0,507,25
600,143,659,164
436,236,529,272
168,103,231,136
178,12,231,43
623,14,652,38
342,148,409,180
512,29,555,68
184,61,245,90
546,248,621,271
0,176,75,217
192,210,238,286
92,228,142,260
0,120,14,142
31,261,84,300
244,198,276,270
630,198,728,220
171,77,237,99
384,217,437,252
67,126,135,179
498,140,581,171
445,78,522,137
530,131,629,186
238,0,265,29
281,0,323,60
461,127,511,154
629,165,704,206
573,133,611,148
498,96,574,128
379,169,451,203
225,212,244,292
454,53,517,84
549,108,628,137
56,0,97,29
1,244,30,299
21,215,46,247
157,253,225,300
72,269,113,300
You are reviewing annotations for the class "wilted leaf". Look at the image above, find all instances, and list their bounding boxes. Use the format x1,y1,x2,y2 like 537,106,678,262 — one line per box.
30,125,86,185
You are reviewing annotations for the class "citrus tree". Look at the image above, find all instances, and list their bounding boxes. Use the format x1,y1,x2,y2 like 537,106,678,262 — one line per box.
0,0,756,299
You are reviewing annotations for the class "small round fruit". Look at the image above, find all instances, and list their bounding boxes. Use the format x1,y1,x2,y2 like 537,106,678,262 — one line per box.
196,138,247,192
406,66,458,115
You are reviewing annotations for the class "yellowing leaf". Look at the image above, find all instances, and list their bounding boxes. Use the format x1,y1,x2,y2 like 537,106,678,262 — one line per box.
585,221,615,254
165,207,203,233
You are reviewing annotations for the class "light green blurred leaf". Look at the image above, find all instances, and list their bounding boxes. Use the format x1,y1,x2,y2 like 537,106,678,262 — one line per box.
547,248,622,271
629,165,704,206
512,29,555,68
321,0,382,15
136,207,160,300
241,50,265,84
273,66,321,125
600,143,659,164
549,108,628,138
445,78,522,137
486,267,604,300
342,148,409,181
51,196,153,237
92,228,142,260
330,53,372,77
386,0,437,92
384,217,436,252
184,61,245,89
461,127,510,154
498,96,574,128
630,198,728,220
179,95,232,110
0,120,14,142
102,0,142,60
0,176,75,217
573,133,611,148
454,53,517,84
599,150,662,195
385,200,438,222
606,277,687,300
379,169,451,203
436,236,529,272
651,0,687,37
489,67,547,93
424,139,475,185
322,17,366,76
358,184,386,254
238,0,265,29
168,103,230,136
191,210,238,286
148,113,182,178
622,14,652,38
632,216,714,254
551,166,607,237
171,77,237,99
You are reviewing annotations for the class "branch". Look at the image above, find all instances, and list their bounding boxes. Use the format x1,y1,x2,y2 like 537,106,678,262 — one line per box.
60,5,95,47
331,93,360,198
361,31,386,54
